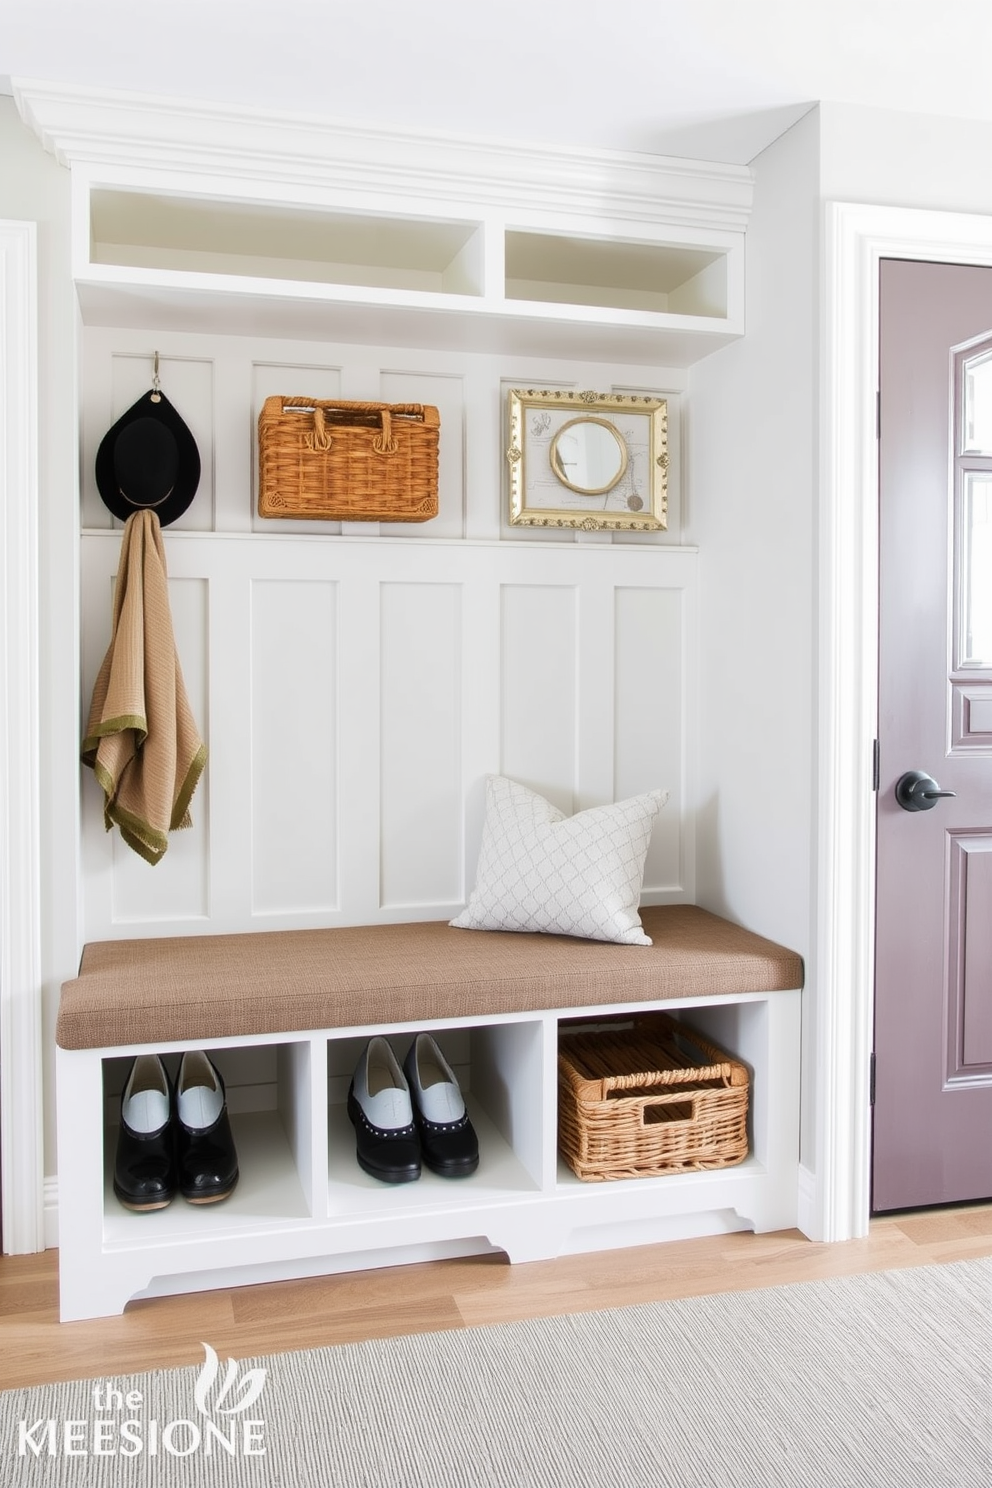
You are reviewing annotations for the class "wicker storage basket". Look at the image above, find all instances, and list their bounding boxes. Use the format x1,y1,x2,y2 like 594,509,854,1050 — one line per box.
558,1012,749,1182
258,397,439,521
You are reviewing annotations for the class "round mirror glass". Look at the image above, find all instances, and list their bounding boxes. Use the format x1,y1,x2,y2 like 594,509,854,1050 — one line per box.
549,416,628,495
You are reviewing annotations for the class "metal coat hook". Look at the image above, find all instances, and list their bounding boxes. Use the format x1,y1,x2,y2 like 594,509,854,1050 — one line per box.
151,350,162,403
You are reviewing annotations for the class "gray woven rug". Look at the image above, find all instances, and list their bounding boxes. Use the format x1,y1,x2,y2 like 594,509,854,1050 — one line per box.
1,1257,989,1487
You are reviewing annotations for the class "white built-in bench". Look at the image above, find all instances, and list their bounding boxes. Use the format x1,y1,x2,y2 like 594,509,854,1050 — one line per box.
56,905,803,1321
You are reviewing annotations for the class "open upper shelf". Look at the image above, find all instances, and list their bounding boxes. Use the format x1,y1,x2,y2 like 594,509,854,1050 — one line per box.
504,230,726,318
77,191,745,365
91,189,487,296
19,80,752,362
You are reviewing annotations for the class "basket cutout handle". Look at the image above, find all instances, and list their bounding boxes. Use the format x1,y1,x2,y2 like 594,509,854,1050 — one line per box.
640,1094,699,1127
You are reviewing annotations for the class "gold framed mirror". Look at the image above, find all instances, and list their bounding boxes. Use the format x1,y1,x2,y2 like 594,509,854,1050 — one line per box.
507,388,668,531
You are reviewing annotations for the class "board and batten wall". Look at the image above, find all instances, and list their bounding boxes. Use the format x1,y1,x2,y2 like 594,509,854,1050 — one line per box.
78,327,696,941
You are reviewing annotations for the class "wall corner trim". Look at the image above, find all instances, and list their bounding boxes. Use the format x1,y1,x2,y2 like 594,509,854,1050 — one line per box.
0,219,44,1254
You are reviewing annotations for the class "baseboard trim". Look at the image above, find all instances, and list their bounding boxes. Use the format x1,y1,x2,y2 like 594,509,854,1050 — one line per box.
43,1176,59,1251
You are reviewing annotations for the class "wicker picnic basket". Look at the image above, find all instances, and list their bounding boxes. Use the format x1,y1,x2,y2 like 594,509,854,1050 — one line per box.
258,396,439,521
558,1012,749,1182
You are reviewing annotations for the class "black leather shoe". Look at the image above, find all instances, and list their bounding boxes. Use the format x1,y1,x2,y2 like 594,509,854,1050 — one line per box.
347,1037,421,1183
403,1033,479,1178
113,1054,177,1211
176,1051,239,1204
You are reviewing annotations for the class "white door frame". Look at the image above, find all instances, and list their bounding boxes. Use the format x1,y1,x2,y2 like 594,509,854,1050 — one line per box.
0,220,44,1253
814,201,992,1241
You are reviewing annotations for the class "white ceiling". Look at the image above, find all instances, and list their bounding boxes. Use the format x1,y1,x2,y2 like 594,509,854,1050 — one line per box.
2,0,991,165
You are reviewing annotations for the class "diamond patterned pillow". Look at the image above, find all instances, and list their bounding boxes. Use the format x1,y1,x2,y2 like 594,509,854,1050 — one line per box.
450,776,669,945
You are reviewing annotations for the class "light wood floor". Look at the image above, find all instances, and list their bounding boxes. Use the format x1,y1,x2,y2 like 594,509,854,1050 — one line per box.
3,1205,991,1390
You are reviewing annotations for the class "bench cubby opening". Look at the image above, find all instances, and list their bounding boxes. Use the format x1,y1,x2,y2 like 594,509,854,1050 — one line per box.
325,1018,549,1217
100,1038,317,1245
553,1003,766,1191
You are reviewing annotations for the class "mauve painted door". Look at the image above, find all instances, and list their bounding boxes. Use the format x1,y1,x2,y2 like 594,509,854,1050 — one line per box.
874,258,992,1211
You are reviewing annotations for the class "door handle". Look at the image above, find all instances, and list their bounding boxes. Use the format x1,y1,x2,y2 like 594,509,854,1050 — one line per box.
894,770,957,812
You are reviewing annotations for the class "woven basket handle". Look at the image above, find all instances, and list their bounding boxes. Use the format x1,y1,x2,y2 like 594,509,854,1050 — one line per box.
372,408,397,455
603,1063,731,1091
283,398,426,415
291,398,427,456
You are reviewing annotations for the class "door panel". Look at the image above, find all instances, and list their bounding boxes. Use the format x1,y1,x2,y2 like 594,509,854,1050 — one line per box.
874,258,992,1212
950,833,992,1071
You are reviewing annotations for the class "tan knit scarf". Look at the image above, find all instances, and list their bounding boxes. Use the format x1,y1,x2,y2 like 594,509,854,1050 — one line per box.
81,510,207,866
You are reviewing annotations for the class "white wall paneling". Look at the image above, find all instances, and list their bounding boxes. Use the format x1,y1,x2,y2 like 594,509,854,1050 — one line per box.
251,578,339,917
79,533,698,941
500,584,579,811
77,323,697,942
380,581,463,909
614,587,689,894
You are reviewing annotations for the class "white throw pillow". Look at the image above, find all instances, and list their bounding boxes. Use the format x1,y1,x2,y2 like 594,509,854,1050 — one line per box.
450,776,669,946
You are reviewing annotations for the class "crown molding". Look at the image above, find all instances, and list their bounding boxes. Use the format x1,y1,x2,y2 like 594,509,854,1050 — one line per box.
13,78,752,235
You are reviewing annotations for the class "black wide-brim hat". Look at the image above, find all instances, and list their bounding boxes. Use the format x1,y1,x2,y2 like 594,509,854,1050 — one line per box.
95,390,201,527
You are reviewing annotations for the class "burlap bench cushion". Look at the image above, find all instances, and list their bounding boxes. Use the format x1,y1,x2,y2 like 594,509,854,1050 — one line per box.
56,904,804,1051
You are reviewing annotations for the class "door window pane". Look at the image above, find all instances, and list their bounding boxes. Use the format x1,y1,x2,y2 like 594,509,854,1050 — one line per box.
963,350,992,453
962,473,992,666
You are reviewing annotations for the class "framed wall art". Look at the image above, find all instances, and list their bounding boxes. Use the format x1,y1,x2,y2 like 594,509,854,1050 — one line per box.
506,388,668,532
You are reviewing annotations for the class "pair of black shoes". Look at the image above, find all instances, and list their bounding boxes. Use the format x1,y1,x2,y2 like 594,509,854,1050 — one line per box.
113,1051,239,1211
347,1033,479,1184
